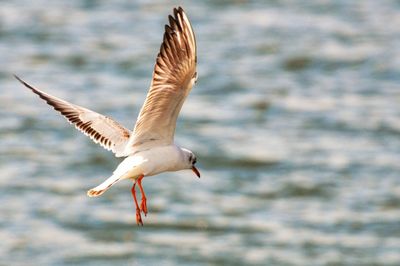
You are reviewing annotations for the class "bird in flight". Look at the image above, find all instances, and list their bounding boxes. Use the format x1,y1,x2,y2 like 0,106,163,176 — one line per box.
14,6,200,226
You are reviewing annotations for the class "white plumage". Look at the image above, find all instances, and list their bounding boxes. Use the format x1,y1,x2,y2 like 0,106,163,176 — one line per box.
15,7,200,225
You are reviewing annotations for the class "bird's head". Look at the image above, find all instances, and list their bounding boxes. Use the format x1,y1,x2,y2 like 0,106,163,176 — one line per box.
182,148,200,178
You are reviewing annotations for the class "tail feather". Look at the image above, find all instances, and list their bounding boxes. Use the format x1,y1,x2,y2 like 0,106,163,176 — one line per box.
88,155,141,197
87,175,121,197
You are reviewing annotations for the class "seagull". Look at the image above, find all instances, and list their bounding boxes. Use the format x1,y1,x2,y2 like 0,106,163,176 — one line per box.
14,6,200,226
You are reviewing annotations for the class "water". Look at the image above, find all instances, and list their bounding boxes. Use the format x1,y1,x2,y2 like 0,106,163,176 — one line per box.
1,1,400,265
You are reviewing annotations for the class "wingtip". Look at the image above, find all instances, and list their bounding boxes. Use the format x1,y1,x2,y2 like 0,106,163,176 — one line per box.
13,74,26,85
13,74,35,91
173,6,184,16
168,14,175,25
13,73,22,83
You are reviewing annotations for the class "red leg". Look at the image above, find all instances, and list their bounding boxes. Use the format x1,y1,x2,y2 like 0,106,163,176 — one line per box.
131,182,143,226
137,175,147,216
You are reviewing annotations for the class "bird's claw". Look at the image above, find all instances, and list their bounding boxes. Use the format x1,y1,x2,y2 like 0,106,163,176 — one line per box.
136,208,143,226
140,197,148,216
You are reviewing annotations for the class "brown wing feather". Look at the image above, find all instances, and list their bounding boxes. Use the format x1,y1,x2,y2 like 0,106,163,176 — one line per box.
128,7,197,151
15,75,131,157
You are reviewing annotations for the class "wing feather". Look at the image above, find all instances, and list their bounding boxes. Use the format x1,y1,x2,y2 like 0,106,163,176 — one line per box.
126,7,197,153
15,75,131,157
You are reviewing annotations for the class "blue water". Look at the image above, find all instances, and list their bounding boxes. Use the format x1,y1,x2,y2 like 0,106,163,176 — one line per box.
1,1,400,265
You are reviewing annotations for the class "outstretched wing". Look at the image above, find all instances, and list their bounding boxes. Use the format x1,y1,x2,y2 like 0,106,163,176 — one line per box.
15,75,131,157
126,7,197,153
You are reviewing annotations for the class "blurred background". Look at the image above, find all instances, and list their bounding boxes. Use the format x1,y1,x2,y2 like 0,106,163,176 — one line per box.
1,0,400,265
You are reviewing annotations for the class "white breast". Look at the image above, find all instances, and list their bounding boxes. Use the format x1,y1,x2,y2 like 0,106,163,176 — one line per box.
115,145,186,180
138,145,186,176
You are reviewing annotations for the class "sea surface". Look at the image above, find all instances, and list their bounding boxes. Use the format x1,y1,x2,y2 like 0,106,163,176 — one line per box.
1,1,400,265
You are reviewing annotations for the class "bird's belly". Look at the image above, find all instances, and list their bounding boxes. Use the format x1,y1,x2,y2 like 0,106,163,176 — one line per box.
113,145,182,181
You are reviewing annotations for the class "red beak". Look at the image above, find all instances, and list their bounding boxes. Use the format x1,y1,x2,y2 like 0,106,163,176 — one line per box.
192,166,200,178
